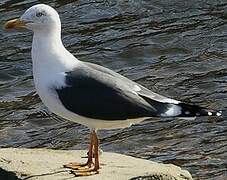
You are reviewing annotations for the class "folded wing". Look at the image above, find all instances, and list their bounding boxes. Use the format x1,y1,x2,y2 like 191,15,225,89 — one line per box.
55,62,221,120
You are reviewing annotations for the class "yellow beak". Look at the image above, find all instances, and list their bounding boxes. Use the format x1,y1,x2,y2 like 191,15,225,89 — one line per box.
4,19,26,29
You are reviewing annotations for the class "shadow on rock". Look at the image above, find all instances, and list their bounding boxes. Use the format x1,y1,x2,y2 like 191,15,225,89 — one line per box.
0,168,21,180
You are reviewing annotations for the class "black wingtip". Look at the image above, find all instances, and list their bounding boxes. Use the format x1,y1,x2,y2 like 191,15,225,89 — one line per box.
178,103,222,117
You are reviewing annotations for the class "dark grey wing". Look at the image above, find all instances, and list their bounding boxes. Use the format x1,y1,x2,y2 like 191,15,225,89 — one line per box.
84,62,180,104
56,62,221,119
55,64,170,120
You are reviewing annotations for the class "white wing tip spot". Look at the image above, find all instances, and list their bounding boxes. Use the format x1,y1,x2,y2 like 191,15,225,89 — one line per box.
217,112,222,116
208,112,212,116
185,111,190,115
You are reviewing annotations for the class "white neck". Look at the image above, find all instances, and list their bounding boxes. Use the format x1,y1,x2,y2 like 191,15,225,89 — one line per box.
33,28,63,51
32,28,78,76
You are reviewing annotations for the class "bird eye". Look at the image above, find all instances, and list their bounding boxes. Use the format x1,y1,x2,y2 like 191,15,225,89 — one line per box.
36,12,44,17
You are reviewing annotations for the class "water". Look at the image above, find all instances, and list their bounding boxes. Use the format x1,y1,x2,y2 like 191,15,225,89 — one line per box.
0,0,227,179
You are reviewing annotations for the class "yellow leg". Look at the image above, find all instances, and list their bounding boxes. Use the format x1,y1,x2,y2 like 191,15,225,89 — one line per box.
64,131,94,170
93,131,100,171
71,131,100,176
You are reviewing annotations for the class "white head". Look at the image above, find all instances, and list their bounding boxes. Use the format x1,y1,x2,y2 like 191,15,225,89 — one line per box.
5,4,61,33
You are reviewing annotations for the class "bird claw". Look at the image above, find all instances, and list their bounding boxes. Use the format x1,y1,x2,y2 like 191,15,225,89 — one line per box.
64,162,83,169
64,162,94,170
71,169,99,176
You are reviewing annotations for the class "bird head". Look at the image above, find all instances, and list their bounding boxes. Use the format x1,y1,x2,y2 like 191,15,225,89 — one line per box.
4,4,61,32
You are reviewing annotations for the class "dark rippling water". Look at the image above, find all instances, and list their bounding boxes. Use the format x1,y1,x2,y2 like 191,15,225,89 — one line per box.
0,0,227,179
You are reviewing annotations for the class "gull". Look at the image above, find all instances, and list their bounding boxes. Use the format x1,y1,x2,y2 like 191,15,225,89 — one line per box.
5,4,222,176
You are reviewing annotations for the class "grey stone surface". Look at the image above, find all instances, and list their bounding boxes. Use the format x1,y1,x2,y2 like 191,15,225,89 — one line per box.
0,148,193,180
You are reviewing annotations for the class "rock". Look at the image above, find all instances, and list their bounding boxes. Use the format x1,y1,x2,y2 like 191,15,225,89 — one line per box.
0,148,192,180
